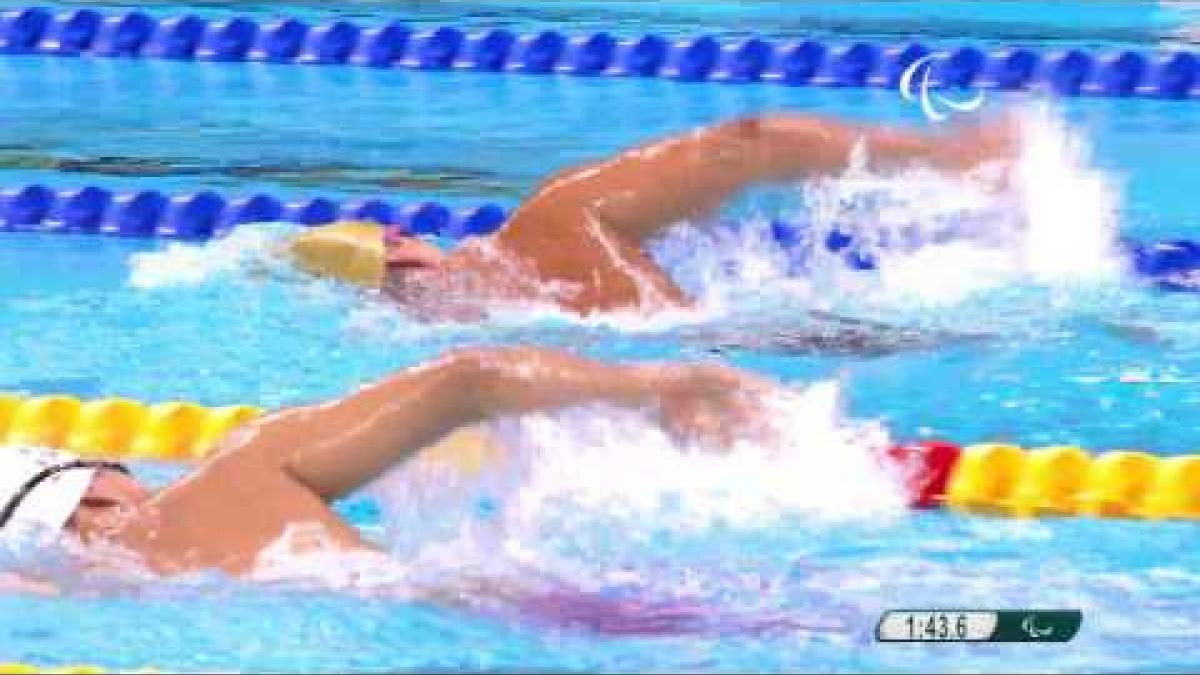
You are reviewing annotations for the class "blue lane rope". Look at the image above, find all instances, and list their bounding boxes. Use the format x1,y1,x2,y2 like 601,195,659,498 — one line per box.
0,184,508,240
2,183,1199,292
1,7,1198,99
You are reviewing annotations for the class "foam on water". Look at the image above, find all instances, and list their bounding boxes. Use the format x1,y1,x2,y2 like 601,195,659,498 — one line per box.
127,223,303,289
652,102,1126,318
364,379,906,589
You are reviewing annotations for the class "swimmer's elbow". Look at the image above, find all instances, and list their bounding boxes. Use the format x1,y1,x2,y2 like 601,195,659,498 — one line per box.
440,346,538,411
440,347,513,383
441,346,573,417
713,115,767,139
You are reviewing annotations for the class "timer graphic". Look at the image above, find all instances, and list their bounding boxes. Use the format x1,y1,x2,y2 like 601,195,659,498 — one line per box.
877,610,1082,643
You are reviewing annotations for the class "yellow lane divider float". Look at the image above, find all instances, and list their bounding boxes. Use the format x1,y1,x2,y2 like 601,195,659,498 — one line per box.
0,666,98,674
1,394,1198,520
0,662,162,667
942,443,1200,519
0,393,263,460
0,665,155,674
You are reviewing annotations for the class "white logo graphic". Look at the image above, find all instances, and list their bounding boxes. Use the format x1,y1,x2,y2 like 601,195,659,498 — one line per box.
1021,614,1054,639
899,54,986,122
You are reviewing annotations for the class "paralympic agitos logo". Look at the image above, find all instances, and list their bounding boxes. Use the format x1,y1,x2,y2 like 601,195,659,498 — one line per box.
899,54,986,121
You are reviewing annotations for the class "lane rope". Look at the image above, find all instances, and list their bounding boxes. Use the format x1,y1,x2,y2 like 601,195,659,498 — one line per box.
0,393,263,461
0,664,156,674
0,8,1197,99
1,393,1197,520
3,186,1200,291
0,665,111,674
0,184,509,240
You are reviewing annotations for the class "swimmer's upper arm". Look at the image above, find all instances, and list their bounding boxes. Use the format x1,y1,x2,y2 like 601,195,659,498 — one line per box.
217,350,485,501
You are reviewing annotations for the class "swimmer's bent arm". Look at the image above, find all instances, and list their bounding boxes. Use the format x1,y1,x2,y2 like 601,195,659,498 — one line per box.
220,348,708,501
504,114,1010,243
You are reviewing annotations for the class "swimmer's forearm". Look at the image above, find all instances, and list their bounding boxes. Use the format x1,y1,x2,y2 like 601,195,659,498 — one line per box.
271,348,663,500
732,114,995,180
469,347,664,418
513,114,1000,243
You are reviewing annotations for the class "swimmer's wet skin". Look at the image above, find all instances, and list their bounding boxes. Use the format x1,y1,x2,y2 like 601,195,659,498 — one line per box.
0,347,770,577
290,113,1014,317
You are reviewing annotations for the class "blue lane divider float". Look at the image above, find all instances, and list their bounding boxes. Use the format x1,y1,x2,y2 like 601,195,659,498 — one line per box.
2,7,1198,99
0,184,507,240
3,183,1200,292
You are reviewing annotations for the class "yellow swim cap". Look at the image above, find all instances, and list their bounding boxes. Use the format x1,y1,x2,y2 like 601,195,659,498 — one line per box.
287,221,386,288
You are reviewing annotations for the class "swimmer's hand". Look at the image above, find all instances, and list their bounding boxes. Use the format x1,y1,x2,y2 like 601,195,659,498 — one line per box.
651,363,777,450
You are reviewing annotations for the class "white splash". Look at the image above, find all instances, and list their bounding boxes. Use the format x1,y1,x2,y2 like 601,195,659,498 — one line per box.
368,379,908,569
650,102,1126,314
128,223,301,289
1012,102,1124,284
650,214,816,317
251,522,414,594
504,383,904,528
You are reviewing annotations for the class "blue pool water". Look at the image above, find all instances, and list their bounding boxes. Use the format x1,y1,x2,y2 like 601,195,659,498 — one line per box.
3,1,1200,673
1,57,1199,235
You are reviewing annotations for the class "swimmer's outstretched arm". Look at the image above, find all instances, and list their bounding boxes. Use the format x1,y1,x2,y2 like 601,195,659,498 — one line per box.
502,114,1012,243
221,348,761,501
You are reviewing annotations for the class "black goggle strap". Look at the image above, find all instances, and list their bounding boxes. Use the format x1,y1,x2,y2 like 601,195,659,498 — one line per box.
0,460,130,530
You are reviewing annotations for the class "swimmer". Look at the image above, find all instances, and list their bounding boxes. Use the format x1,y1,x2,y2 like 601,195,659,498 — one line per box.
291,113,1013,319
0,347,771,577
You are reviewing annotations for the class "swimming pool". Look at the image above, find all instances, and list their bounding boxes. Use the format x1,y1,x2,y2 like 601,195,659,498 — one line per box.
3,1,1200,672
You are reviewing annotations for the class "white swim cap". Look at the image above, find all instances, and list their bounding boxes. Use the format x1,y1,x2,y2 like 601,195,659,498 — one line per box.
0,447,103,539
